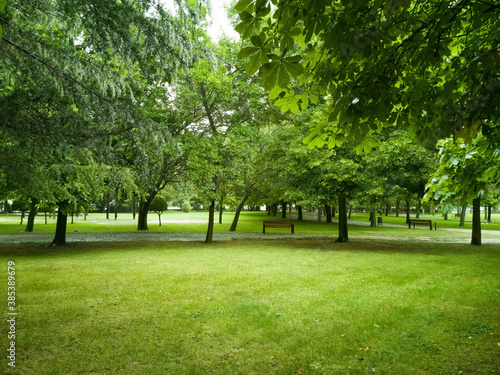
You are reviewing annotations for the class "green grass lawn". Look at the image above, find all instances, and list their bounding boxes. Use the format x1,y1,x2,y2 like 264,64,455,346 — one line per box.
1,240,499,374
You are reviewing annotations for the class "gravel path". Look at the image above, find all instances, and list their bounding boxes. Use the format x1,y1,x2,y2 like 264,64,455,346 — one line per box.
1,220,499,244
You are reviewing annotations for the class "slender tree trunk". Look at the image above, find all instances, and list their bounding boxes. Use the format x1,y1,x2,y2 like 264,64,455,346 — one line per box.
332,206,336,218
51,203,68,246
416,202,421,218
325,205,332,223
281,202,287,218
406,199,411,227
471,197,481,246
106,192,110,220
459,202,467,227
219,197,224,224
158,213,162,227
229,191,251,232
114,191,119,220
297,205,303,220
205,200,215,244
336,194,349,243
396,198,400,217
487,206,492,223
25,199,38,232
348,204,352,219
370,210,376,227
132,197,137,220
272,204,277,217
444,212,448,220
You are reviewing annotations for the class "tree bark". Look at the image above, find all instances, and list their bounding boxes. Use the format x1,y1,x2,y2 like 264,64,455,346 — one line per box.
105,192,110,220
471,197,481,246
297,205,303,220
51,203,68,246
205,200,215,244
132,197,137,220
281,201,287,218
336,193,349,243
459,202,467,227
219,198,224,224
325,205,332,223
370,210,376,227
487,206,492,223
396,198,400,217
25,199,38,232
406,199,411,227
114,191,119,220
137,200,151,230
416,201,421,218
229,192,251,231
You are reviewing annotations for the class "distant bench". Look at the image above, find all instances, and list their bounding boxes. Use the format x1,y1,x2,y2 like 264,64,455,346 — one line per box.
263,221,294,234
409,219,436,231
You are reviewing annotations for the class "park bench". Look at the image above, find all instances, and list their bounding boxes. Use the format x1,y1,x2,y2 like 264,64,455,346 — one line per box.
263,221,294,234
409,219,436,231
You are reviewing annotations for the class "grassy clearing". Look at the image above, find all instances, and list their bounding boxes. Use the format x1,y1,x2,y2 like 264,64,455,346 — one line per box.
1,241,499,374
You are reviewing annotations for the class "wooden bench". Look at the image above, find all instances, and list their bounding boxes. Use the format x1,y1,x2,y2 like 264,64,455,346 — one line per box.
409,219,436,231
263,221,294,234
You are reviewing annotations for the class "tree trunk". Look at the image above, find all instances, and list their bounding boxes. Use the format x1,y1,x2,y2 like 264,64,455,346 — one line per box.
370,210,376,227
471,197,481,246
157,213,162,226
132,197,137,220
229,192,251,232
106,192,110,220
281,202,287,218
325,205,332,223
416,201,421,218
348,204,352,219
297,205,303,220
272,204,277,217
114,191,119,220
205,200,215,244
137,200,151,230
444,212,448,220
459,202,467,227
219,198,224,224
51,204,68,246
396,198,400,217
336,194,349,243
406,199,411,227
25,199,38,232
487,206,492,223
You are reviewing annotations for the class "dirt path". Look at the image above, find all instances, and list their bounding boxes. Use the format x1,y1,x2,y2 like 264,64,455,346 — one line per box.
1,226,499,244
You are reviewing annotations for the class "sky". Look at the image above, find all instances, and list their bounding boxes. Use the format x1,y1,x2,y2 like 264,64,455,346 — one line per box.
161,0,239,41
206,0,240,40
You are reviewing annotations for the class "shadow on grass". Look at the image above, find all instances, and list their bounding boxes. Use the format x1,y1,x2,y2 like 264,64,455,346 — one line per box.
0,239,497,259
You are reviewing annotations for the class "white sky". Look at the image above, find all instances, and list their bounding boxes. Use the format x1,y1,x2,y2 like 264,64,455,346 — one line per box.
161,0,239,41
207,0,239,40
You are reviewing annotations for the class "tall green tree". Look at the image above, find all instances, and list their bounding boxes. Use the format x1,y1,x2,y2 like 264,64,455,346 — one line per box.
235,0,500,150
424,135,499,245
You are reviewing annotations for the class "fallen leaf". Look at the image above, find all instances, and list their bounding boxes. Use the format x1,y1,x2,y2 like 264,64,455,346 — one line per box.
298,369,306,374
341,334,347,338
270,356,275,360
309,364,318,368
424,366,430,371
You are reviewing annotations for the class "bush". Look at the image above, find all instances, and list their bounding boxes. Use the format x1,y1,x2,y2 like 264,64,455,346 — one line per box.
181,201,191,213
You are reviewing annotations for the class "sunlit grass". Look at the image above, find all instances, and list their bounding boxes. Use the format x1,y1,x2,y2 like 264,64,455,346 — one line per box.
0,241,498,374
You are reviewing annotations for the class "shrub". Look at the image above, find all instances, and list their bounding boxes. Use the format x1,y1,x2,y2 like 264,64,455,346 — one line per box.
181,201,191,213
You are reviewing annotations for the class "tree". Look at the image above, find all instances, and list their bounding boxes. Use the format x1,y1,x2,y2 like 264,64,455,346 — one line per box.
149,196,168,226
1,0,205,244
235,0,500,151
424,135,499,245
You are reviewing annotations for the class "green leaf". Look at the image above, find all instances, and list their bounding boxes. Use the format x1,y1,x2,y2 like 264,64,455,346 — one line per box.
238,46,259,59
0,25,2,40
235,0,253,12
246,53,261,75
0,0,6,12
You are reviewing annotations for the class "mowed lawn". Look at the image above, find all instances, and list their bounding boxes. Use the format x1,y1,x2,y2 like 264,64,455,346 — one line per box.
1,240,499,374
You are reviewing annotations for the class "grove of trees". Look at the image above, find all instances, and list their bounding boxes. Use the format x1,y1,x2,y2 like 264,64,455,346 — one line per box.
1,0,499,245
